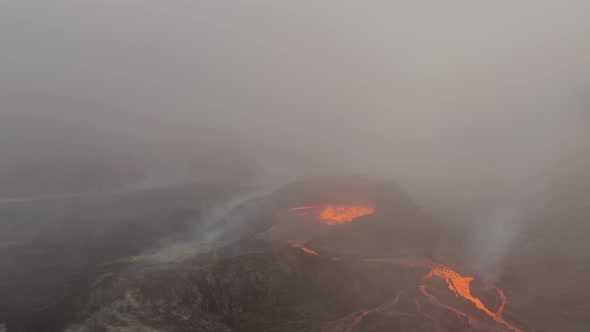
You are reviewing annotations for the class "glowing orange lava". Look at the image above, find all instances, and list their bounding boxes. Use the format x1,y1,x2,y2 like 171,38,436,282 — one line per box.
254,223,522,331
260,203,522,331
289,241,319,255
287,204,375,225
363,257,522,332
424,268,521,331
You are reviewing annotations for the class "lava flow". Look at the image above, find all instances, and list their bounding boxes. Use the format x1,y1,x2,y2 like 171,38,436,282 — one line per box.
286,204,375,225
362,257,523,332
322,291,404,332
261,196,521,331
286,248,522,331
288,241,319,255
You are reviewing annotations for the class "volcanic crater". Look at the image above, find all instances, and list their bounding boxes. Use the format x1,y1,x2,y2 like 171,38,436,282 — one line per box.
61,176,530,331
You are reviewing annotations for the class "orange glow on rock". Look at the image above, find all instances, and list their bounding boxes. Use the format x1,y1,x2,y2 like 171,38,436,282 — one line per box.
319,205,375,224
363,257,522,332
424,268,521,331
287,204,375,225
289,241,319,255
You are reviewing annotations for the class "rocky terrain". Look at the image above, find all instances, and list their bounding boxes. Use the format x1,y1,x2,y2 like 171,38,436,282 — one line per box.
1,176,588,331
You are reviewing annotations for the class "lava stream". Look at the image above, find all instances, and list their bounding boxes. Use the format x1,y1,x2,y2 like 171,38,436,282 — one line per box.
419,284,478,325
256,207,522,331
264,237,521,330
288,241,318,255
322,291,404,332
364,257,523,332
414,298,442,332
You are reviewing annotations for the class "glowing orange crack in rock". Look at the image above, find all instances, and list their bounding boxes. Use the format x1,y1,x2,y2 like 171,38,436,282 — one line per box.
288,241,319,255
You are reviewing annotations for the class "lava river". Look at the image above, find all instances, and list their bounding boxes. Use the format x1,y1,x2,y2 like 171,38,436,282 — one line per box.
292,250,522,331
262,204,522,331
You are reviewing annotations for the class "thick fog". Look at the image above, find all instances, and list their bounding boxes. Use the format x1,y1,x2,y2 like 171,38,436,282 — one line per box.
2,5,590,330
1,0,589,199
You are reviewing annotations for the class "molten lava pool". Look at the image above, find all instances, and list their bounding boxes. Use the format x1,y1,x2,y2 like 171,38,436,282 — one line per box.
287,204,375,225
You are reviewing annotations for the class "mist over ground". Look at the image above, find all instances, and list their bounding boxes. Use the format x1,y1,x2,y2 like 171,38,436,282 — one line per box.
2,0,589,200
1,2,590,331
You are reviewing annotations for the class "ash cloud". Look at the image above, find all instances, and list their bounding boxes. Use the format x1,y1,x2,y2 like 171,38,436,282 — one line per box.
1,0,590,273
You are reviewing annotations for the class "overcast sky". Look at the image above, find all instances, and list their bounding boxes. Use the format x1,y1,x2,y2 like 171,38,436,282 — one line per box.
1,0,589,197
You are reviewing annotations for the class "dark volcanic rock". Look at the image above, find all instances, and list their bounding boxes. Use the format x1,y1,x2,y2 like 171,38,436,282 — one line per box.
3,176,542,331
65,246,417,332
63,176,457,332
